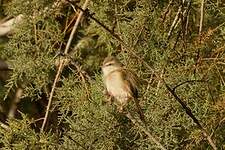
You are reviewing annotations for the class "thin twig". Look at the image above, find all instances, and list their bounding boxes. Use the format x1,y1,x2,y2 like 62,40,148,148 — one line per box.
161,0,173,23
167,6,181,39
155,69,164,96
168,1,192,40
67,135,89,150
164,82,217,150
199,0,204,35
113,0,121,35
172,79,205,91
172,29,181,51
69,3,123,44
0,121,10,131
133,23,145,48
126,112,167,150
185,8,189,36
41,0,90,132
64,0,89,54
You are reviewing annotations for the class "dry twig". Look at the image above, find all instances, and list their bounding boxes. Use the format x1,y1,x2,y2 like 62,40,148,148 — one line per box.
126,112,167,150
167,6,181,39
0,121,10,131
199,0,205,35
161,0,173,23
155,69,164,96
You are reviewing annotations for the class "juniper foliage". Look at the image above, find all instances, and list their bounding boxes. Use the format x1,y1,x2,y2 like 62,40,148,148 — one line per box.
0,0,225,149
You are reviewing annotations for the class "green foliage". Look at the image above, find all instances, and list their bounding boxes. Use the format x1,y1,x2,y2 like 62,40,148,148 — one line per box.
0,0,225,149
0,114,58,149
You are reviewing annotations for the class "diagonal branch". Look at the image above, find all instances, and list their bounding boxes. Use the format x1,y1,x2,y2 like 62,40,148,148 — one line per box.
167,6,182,39
164,82,217,150
126,112,167,150
0,121,10,131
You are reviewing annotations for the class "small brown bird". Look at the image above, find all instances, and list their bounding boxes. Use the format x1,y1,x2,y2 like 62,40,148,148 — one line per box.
102,56,145,121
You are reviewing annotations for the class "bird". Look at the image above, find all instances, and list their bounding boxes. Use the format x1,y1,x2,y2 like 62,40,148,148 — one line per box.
101,56,145,122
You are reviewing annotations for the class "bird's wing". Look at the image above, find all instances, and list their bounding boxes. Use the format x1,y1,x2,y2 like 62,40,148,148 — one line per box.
121,69,139,98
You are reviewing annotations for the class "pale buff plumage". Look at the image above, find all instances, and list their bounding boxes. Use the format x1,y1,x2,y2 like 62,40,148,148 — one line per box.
102,56,139,112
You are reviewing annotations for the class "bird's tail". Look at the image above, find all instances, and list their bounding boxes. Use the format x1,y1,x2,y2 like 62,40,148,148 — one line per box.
134,98,146,124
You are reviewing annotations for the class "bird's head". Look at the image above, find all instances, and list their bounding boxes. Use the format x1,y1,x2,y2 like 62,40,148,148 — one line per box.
102,56,122,77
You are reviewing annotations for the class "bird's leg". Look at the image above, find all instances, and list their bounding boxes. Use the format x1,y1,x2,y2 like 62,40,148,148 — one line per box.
106,96,113,105
103,89,113,105
117,105,124,113
117,97,129,113
103,89,109,96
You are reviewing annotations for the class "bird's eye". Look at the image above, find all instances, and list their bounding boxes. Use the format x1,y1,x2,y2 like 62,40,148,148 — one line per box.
105,62,113,66
106,63,111,66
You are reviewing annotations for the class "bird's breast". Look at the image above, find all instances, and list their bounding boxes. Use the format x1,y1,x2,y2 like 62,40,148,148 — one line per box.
104,71,131,100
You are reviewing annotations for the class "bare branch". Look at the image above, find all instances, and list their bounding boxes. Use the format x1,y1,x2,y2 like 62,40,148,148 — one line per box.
126,112,167,150
167,6,181,39
161,0,174,23
0,121,10,131
199,0,204,35
172,79,205,91
164,82,217,150
155,69,164,96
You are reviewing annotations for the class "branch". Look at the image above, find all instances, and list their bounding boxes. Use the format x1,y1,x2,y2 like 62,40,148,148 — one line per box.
67,135,89,150
67,2,124,44
164,82,217,150
155,69,164,96
172,79,205,91
161,0,174,23
167,6,181,39
0,121,10,131
126,112,167,150
199,0,204,35
40,0,90,132
168,1,192,40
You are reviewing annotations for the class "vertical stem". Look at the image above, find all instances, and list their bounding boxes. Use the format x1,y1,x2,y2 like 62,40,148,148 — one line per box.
199,0,204,35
